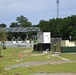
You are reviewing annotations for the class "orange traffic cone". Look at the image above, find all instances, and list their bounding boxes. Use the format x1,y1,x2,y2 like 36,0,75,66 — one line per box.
19,53,23,61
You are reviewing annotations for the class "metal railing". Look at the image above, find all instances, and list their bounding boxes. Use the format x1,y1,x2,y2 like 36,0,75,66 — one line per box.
0,27,40,32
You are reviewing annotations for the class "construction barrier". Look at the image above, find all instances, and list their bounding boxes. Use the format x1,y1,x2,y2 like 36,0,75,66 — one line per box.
61,47,76,53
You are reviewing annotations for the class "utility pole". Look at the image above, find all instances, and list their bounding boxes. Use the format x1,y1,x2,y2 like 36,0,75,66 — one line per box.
56,0,59,18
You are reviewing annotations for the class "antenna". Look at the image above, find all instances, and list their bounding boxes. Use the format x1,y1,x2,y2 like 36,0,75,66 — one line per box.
56,0,59,18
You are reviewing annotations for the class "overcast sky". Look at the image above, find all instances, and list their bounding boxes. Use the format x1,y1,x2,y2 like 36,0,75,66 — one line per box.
0,0,76,27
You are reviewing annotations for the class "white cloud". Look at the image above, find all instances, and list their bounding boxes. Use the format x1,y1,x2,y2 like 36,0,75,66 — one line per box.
0,0,52,12
0,0,76,26
0,1,11,7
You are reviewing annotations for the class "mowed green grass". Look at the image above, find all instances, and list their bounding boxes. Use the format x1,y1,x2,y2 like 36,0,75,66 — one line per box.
60,53,76,60
0,47,76,75
0,47,60,67
1,63,76,75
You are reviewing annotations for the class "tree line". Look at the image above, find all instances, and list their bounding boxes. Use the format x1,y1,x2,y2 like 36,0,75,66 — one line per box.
0,15,76,40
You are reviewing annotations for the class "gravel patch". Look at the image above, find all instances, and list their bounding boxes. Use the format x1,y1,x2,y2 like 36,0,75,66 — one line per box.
4,60,76,70
32,73,76,75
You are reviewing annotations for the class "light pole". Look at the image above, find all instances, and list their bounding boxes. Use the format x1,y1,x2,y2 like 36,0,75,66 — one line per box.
56,0,59,18
69,36,72,41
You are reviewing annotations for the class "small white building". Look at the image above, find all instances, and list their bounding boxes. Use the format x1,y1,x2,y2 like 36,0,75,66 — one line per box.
37,32,51,43
34,32,51,51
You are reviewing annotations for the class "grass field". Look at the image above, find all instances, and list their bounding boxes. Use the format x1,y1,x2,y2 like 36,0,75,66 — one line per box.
0,47,76,75
61,53,76,60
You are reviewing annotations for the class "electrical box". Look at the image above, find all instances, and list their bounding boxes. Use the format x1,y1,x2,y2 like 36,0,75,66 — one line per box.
37,32,51,43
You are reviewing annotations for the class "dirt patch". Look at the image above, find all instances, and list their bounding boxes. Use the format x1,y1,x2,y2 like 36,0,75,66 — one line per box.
14,72,21,75
23,50,49,57
22,50,33,53
31,53,45,56
0,55,3,58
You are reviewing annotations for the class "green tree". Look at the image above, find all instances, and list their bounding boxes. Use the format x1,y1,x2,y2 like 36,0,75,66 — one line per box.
8,15,76,40
16,15,32,40
9,15,32,40
9,22,19,40
0,28,7,56
38,20,49,32
0,23,6,27
16,15,32,27
49,18,58,37
10,22,19,27
67,15,76,40
16,15,28,24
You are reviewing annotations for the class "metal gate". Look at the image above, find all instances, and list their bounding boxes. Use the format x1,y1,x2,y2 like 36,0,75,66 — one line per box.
51,38,62,52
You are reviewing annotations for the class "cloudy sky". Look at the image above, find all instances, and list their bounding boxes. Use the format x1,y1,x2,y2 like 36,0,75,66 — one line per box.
0,0,76,27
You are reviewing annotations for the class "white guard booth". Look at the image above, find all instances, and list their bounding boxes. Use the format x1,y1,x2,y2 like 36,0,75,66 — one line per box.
37,32,50,43
34,32,51,52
